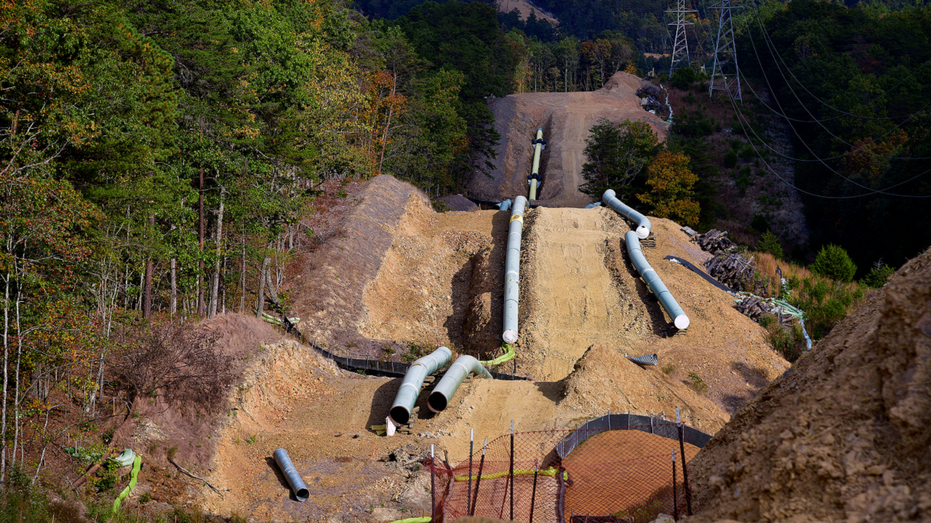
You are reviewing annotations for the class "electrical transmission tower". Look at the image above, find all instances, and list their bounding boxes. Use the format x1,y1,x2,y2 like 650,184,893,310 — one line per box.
667,0,696,76
709,0,742,101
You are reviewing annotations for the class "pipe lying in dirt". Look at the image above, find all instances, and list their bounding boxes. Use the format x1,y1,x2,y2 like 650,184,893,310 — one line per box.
626,231,690,330
273,448,309,502
603,189,651,239
529,129,545,200
389,346,452,426
428,356,492,413
503,196,528,344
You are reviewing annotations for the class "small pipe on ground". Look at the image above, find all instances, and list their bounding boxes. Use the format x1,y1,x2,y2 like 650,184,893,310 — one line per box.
272,449,308,502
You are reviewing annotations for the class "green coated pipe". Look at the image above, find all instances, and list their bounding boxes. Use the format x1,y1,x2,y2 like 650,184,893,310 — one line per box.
389,346,452,426
528,128,544,200
626,231,690,330
428,355,491,413
603,189,651,239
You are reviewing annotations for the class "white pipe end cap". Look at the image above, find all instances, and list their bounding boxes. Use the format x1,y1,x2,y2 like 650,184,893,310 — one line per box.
503,329,518,344
636,225,650,239
674,315,690,330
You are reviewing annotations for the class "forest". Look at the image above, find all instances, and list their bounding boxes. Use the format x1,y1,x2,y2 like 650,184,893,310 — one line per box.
1,0,931,509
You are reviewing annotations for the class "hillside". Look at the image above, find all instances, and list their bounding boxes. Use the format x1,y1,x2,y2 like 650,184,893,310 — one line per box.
142,173,788,521
469,72,669,206
687,246,931,523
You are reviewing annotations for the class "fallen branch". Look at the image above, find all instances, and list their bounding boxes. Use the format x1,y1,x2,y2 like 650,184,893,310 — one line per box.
167,457,228,497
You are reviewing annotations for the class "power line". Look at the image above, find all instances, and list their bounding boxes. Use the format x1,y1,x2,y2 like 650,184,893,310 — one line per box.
746,12,931,161
728,94,931,198
751,8,931,122
709,0,742,100
668,0,697,76
738,76,931,162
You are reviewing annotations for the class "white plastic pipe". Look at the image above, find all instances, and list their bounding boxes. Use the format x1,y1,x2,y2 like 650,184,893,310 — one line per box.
389,346,452,425
626,231,690,330
503,196,528,344
603,189,651,239
428,356,491,413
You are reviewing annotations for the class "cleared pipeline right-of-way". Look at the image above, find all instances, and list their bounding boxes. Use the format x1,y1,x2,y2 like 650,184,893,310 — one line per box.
603,189,690,331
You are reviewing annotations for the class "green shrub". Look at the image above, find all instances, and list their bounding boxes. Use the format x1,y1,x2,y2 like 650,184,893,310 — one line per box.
756,230,784,259
862,262,895,288
723,149,738,168
810,244,857,282
670,67,699,90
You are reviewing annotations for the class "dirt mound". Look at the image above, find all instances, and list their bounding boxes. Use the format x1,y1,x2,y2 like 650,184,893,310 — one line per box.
116,314,283,468
520,208,789,415
561,345,728,434
467,72,669,207
687,247,931,523
519,207,649,379
175,176,795,521
290,175,431,353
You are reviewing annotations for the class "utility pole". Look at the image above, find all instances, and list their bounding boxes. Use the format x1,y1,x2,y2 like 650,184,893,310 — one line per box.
667,0,696,77
709,0,742,101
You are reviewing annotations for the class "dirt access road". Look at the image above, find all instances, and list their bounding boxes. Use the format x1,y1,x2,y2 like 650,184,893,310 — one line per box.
467,73,669,207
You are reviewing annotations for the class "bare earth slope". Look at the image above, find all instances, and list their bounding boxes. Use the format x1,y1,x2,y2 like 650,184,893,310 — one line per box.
179,176,793,521
688,247,931,523
469,72,669,207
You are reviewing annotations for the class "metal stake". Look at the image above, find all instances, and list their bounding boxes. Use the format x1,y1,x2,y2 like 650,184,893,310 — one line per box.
510,420,515,522
467,429,474,516
529,459,539,523
471,438,487,516
430,444,435,522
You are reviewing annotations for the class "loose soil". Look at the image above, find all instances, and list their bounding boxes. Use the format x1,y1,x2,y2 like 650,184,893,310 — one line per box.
131,173,792,522
686,246,931,523
112,73,923,522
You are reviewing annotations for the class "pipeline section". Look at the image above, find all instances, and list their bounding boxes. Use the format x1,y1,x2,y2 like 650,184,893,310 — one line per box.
503,196,528,344
627,230,690,330
602,189,689,330
389,346,452,425
273,448,309,502
528,129,545,200
602,189,651,239
428,356,492,413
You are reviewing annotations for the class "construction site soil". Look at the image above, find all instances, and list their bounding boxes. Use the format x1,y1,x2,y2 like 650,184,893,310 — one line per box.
114,74,930,522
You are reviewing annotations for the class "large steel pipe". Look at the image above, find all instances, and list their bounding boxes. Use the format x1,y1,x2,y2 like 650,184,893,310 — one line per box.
273,448,309,501
528,129,545,200
428,356,491,413
626,231,690,330
503,196,528,344
389,346,452,425
603,189,651,239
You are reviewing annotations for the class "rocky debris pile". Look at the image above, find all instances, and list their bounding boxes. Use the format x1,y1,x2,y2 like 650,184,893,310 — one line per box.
693,229,736,255
688,246,931,523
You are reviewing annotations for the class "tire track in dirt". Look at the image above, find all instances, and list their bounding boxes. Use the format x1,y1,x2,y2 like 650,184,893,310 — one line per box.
521,207,642,380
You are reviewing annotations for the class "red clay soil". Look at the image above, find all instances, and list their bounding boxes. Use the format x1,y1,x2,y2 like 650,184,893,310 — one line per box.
687,246,931,523
563,430,699,520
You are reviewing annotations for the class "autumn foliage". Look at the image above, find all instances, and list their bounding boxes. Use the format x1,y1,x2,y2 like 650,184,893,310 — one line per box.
638,151,700,227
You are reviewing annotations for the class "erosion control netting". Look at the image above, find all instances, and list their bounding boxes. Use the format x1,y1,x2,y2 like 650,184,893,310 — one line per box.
426,414,712,523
